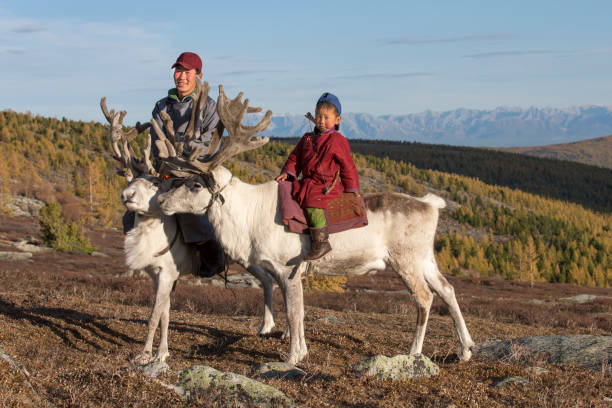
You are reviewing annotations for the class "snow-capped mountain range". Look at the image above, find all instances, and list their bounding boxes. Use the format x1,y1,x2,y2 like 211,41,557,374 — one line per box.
246,105,612,147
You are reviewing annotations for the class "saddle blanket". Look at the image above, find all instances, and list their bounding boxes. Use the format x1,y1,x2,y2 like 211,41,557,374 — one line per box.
277,180,368,234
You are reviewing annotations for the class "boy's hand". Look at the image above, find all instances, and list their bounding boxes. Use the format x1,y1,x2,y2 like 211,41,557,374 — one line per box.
275,173,288,182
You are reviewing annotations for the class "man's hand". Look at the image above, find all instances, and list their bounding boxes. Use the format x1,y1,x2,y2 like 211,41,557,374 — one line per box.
275,173,288,182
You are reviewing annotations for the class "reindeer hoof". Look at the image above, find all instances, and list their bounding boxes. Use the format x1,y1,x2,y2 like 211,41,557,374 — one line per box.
257,324,275,336
133,352,153,366
458,344,474,362
154,351,169,363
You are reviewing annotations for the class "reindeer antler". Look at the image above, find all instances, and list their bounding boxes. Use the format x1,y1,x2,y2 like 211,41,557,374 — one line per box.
100,97,157,180
162,85,272,174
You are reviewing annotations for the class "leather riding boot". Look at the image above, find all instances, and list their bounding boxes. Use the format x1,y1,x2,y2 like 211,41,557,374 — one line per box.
303,226,332,261
195,240,225,277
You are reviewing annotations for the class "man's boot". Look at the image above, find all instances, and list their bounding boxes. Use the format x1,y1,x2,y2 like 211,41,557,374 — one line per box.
195,240,225,277
303,226,332,261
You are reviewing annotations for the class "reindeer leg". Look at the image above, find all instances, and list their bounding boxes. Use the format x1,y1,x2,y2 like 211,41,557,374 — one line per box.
247,266,276,335
424,255,474,361
154,273,175,363
281,264,308,365
394,261,434,356
134,268,163,365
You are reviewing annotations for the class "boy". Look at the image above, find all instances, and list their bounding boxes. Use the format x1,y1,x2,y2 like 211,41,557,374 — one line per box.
276,93,360,260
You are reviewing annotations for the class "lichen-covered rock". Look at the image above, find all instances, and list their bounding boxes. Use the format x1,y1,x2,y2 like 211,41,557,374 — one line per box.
0,251,33,261
558,294,600,303
314,314,344,325
491,376,530,387
473,335,612,371
353,354,439,381
253,362,307,381
177,365,293,407
525,366,550,376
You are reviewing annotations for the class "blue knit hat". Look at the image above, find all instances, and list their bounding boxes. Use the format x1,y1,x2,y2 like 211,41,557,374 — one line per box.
317,92,341,115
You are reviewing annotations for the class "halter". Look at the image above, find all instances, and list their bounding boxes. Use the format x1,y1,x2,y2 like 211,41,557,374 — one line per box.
200,174,232,214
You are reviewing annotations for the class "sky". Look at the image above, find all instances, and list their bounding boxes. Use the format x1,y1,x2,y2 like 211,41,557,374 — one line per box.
1,0,612,125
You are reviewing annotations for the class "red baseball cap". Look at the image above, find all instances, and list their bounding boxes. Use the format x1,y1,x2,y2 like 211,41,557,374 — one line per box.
171,52,202,72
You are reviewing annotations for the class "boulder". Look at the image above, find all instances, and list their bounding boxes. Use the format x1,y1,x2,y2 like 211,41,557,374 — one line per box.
314,314,344,325
473,335,611,371
491,376,530,387
525,366,551,376
353,354,439,381
0,251,33,261
557,294,605,303
177,365,293,407
253,362,307,381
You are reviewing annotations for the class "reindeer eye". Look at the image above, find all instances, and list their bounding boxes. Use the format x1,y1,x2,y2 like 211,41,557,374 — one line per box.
191,182,204,191
151,179,160,188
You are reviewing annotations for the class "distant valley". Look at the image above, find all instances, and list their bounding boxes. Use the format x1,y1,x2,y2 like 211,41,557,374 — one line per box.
249,105,612,147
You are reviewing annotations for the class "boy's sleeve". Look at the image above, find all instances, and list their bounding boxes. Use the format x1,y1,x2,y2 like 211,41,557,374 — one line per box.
281,137,304,178
334,136,360,192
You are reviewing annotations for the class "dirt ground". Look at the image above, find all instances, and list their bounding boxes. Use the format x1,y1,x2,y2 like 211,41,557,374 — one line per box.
0,215,610,407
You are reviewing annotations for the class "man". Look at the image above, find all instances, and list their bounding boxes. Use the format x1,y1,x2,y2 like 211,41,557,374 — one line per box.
149,51,225,277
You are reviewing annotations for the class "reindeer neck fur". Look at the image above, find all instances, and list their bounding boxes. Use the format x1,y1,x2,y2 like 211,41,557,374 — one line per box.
124,212,181,271
206,167,286,265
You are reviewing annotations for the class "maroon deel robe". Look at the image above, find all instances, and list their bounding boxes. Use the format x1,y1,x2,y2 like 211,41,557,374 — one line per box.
281,130,359,209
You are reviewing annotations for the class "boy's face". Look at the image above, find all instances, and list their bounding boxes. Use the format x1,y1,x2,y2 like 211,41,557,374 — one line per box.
315,106,341,132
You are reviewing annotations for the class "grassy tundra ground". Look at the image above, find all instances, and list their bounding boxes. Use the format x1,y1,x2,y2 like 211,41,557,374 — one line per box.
0,215,610,407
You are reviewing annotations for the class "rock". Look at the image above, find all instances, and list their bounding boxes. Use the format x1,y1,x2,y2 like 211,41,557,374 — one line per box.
13,240,50,253
177,365,293,407
91,251,110,258
473,335,612,371
524,298,546,305
491,376,530,387
211,273,261,288
558,294,605,303
134,361,171,378
353,354,439,381
253,362,307,381
0,251,33,261
5,195,45,217
526,366,550,376
315,314,343,325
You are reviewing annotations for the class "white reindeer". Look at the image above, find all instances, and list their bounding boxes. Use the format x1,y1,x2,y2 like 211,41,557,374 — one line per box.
100,98,279,364
155,85,475,365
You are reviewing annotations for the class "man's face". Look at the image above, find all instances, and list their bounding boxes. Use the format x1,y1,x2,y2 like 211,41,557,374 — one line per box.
173,66,200,98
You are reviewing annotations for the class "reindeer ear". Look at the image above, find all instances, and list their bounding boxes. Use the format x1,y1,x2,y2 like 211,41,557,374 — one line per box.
155,140,169,158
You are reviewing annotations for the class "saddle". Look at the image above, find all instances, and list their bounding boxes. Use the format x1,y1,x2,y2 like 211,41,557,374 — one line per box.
277,180,368,234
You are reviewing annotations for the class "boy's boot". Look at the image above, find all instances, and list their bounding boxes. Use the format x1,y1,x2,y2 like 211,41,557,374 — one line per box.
303,226,332,261
195,240,225,277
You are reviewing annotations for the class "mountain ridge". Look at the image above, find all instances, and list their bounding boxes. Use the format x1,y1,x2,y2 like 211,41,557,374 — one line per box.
248,105,612,147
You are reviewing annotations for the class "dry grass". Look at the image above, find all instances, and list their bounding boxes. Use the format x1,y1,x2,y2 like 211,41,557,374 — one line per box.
0,215,610,407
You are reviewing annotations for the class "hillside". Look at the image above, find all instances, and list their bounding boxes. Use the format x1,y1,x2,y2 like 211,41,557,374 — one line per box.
1,214,610,407
274,137,612,213
495,135,612,169
0,110,610,288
